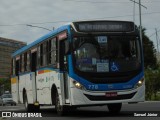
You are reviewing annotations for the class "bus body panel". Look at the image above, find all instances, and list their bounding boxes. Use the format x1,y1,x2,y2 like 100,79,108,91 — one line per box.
19,73,34,104
36,69,61,105
11,76,19,103
36,70,51,104
19,74,26,103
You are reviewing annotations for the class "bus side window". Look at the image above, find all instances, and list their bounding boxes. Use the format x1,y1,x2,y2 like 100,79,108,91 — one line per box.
51,38,57,66
15,59,20,76
21,54,24,72
43,42,47,66
27,52,30,71
46,41,49,64
24,52,27,71
40,44,43,66
37,46,40,68
12,59,15,76
31,51,37,72
19,55,22,73
48,39,52,64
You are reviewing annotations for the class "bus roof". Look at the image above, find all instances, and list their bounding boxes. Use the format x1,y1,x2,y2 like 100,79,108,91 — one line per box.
12,24,70,57
12,20,135,57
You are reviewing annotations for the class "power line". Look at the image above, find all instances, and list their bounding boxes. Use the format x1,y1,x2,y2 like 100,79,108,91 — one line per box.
149,29,160,38
133,0,135,22
64,0,133,3
26,24,52,31
0,11,160,27
130,0,147,9
157,34,160,46
0,20,69,27
64,0,160,3
155,28,159,53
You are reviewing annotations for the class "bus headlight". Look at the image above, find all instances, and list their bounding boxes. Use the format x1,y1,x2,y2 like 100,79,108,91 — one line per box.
73,81,84,89
134,78,144,88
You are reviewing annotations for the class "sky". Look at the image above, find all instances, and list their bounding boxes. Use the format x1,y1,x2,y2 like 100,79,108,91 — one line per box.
0,0,160,50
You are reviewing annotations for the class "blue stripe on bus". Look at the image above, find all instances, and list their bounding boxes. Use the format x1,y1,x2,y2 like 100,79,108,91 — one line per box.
36,67,59,71
19,71,32,76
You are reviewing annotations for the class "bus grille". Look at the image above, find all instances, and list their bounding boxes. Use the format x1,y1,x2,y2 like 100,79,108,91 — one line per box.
78,71,140,84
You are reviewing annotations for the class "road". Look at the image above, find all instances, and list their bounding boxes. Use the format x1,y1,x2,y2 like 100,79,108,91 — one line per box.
0,101,160,120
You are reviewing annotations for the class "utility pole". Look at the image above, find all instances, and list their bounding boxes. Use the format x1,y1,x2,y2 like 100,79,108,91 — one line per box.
133,0,135,22
155,28,159,59
130,0,147,43
139,0,142,43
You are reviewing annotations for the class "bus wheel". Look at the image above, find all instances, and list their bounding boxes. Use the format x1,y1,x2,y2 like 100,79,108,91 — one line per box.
24,93,33,112
55,92,66,116
33,104,40,112
107,103,122,114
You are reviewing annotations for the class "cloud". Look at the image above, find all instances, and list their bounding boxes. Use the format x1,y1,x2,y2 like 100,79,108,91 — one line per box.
0,0,159,46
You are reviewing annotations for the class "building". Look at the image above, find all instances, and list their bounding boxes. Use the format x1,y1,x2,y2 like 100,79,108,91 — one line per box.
0,37,26,78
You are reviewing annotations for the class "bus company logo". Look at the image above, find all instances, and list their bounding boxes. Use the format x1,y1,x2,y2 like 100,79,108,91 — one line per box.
2,112,11,117
1,112,42,118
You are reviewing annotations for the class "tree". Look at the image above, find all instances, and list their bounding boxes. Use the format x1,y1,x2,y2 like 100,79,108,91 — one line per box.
145,69,160,100
141,27,160,100
145,69,154,100
142,28,157,69
0,78,11,95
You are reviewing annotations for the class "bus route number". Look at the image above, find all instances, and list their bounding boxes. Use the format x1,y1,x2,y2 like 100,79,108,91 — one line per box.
88,85,98,90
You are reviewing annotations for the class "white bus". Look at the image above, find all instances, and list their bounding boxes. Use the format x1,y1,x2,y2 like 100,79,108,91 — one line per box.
11,20,145,115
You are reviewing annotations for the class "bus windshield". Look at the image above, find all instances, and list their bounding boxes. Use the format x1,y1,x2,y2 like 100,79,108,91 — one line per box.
73,36,141,73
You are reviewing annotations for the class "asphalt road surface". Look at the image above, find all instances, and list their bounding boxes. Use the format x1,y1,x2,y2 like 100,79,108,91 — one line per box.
0,101,160,120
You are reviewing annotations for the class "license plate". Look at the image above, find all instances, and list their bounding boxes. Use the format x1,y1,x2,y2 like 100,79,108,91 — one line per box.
105,92,117,97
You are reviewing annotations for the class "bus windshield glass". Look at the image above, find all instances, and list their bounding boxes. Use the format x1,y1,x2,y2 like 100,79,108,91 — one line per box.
73,36,141,73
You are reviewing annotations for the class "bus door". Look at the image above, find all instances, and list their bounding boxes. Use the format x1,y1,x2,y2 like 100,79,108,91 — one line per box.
31,49,37,103
59,38,70,104
15,57,20,103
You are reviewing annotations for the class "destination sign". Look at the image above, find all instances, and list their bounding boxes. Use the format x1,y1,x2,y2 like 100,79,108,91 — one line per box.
74,21,135,32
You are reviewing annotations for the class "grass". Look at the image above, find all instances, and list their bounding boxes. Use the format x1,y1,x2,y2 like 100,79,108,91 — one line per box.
150,93,160,101
154,93,160,100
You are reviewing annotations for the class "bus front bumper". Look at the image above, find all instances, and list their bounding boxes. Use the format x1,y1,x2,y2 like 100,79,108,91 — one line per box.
70,85,145,106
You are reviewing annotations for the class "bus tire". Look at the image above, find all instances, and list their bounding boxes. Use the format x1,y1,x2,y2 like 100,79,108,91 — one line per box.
51,85,57,105
33,104,40,112
24,92,33,112
107,103,122,114
55,91,66,116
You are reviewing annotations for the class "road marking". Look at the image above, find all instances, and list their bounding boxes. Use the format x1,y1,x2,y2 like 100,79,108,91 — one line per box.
3,108,21,111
